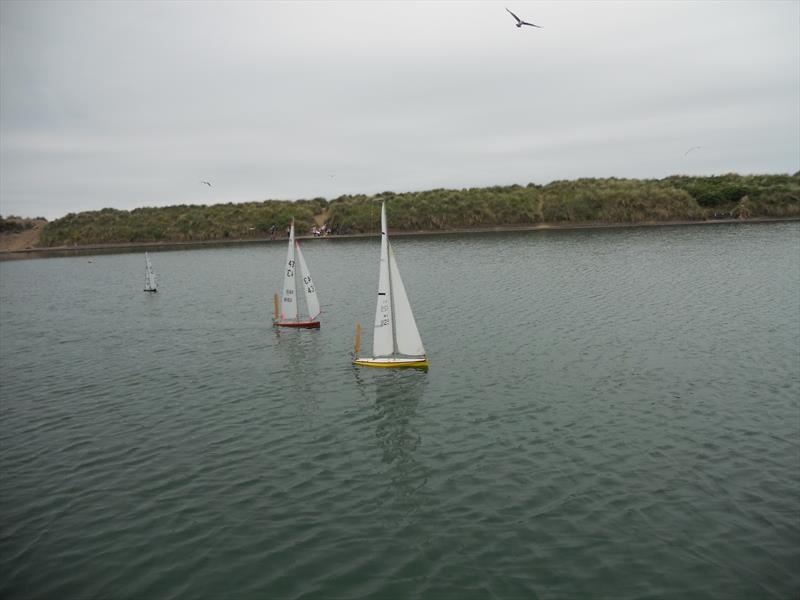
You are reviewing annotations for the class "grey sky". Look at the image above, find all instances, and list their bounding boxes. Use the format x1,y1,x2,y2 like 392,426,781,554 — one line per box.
1,1,798,220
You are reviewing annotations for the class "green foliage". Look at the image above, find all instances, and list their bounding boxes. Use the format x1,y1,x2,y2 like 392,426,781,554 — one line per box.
326,184,539,233
0,215,39,233
663,173,799,210
37,174,800,246
39,200,324,247
541,179,703,222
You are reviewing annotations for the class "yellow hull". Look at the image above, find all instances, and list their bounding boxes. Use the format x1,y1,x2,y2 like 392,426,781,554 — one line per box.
352,357,429,369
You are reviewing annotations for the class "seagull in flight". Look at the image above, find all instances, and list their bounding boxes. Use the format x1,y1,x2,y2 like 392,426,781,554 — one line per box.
201,181,212,187
506,8,542,28
684,146,701,156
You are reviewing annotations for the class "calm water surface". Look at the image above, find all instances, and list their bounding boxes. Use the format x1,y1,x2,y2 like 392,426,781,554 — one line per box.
1,222,798,599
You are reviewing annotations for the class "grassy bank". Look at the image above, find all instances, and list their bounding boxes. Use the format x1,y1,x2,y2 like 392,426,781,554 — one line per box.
36,173,800,247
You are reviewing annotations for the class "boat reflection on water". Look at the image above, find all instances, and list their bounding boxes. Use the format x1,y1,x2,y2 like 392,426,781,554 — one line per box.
354,369,430,524
270,326,324,416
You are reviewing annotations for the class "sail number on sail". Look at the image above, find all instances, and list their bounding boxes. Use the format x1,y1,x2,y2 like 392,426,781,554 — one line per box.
378,294,390,327
283,258,295,305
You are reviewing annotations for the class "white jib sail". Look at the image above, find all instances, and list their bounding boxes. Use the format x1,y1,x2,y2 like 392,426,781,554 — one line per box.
388,242,425,356
280,223,298,320
295,241,320,320
372,203,394,356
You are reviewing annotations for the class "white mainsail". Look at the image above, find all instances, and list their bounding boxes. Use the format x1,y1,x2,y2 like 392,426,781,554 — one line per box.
372,204,394,356
295,241,320,320
280,222,298,320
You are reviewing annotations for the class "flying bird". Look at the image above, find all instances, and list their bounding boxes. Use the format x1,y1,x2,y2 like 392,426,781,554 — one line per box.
506,8,542,28
684,146,701,156
201,181,212,187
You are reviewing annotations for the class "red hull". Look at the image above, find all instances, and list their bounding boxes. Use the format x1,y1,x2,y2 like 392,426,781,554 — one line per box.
273,320,320,329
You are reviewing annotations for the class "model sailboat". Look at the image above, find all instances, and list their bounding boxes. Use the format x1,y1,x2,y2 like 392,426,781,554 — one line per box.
273,221,321,328
352,202,428,368
144,252,158,293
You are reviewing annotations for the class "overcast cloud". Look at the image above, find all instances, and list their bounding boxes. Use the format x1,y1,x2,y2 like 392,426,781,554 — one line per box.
1,1,798,219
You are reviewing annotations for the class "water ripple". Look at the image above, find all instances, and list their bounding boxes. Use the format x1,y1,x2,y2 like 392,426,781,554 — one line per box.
1,224,798,599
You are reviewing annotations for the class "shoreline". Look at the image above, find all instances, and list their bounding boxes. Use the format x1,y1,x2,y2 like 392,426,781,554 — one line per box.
1,216,797,260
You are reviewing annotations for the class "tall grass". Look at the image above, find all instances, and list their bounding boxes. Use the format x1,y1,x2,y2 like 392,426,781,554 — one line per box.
38,174,799,246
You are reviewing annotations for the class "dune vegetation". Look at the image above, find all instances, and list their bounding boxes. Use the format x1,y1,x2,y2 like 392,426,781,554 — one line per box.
37,173,800,247
0,215,45,234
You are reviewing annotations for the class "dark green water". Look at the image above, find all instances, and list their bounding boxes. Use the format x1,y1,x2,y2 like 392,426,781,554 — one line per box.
1,222,798,599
